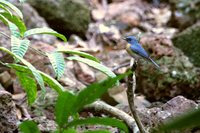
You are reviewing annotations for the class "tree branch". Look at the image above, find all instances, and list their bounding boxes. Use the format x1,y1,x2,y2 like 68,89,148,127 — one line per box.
127,59,146,133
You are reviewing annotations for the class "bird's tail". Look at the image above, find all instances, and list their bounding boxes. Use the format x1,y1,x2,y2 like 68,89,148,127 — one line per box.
149,57,160,69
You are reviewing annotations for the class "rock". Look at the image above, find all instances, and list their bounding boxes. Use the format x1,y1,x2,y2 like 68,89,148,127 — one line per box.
27,0,91,38
34,116,57,132
172,22,200,67
74,62,95,85
118,12,141,27
138,96,198,132
0,71,12,89
0,90,18,133
135,34,200,101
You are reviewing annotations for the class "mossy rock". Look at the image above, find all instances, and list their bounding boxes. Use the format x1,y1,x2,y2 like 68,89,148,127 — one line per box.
27,0,91,38
172,22,200,67
136,48,200,102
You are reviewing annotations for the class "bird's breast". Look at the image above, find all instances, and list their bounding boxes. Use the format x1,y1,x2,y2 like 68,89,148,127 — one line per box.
126,43,141,59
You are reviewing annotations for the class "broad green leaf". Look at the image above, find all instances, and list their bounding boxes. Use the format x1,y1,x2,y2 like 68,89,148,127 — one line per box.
0,47,46,99
0,4,12,16
66,117,129,133
2,12,26,36
73,71,131,113
19,120,41,133
0,0,23,19
16,71,37,105
24,28,67,42
7,64,64,94
0,13,8,24
11,35,30,59
66,56,116,78
63,128,77,133
47,52,65,79
83,130,111,133
58,49,100,63
55,91,76,127
158,108,200,132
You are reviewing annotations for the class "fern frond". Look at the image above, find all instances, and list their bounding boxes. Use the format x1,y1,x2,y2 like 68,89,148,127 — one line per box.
11,35,30,59
47,52,65,79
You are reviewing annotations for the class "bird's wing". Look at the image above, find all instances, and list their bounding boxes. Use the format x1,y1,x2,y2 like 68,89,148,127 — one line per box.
130,43,149,59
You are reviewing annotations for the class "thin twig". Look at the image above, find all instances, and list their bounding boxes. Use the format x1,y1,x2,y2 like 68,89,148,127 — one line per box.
127,59,146,133
112,62,130,72
85,100,137,131
0,31,10,39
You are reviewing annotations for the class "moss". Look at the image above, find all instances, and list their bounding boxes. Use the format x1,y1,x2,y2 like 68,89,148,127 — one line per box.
172,22,200,67
136,50,200,102
28,0,90,37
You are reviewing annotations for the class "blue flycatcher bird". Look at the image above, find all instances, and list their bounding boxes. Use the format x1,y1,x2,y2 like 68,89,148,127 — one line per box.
123,36,160,69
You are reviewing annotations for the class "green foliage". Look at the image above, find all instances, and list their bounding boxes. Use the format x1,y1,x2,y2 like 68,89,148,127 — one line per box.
55,72,130,132
55,91,76,127
16,71,37,105
83,130,111,133
0,0,23,19
66,117,129,133
11,35,30,59
73,72,129,113
19,120,41,133
58,49,100,62
3,12,26,36
7,64,64,94
19,72,130,133
24,28,67,42
156,108,200,132
47,52,65,79
0,1,131,132
67,56,116,78
0,47,46,100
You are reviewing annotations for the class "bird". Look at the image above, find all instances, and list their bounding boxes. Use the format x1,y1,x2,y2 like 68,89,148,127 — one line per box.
123,35,160,69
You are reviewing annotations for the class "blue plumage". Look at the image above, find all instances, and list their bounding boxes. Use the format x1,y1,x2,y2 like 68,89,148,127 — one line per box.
124,36,160,69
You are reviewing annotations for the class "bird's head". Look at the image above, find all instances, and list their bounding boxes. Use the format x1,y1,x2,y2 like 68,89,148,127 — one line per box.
123,36,138,44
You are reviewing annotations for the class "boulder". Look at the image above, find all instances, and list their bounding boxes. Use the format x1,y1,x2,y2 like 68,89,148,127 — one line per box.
138,96,198,132
27,0,91,38
172,22,200,67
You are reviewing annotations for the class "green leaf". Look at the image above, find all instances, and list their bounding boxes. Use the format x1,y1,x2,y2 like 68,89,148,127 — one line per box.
0,4,12,16
0,13,9,24
24,28,67,42
0,47,46,99
63,128,77,133
15,71,37,105
0,0,23,19
8,22,20,38
19,120,41,133
55,91,76,128
11,35,30,59
66,56,116,78
1,12,26,36
7,64,64,94
83,130,111,133
58,49,100,63
66,117,129,133
158,108,200,132
47,52,65,79
73,71,131,113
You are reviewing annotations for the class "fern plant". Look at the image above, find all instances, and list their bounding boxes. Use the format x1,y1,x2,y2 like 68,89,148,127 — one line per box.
0,1,129,132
